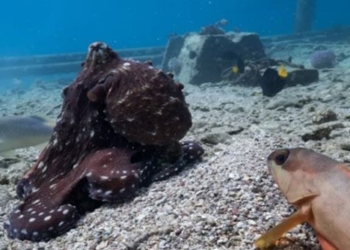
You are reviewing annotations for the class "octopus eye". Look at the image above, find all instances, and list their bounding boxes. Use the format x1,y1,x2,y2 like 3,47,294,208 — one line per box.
177,83,184,90
61,87,69,98
144,60,153,66
167,72,174,79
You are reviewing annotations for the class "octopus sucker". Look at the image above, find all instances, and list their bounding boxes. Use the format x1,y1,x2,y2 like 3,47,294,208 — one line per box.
5,42,204,241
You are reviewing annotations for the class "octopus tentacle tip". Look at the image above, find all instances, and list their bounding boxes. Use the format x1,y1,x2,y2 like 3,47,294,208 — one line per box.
87,84,106,102
6,204,79,241
5,41,204,241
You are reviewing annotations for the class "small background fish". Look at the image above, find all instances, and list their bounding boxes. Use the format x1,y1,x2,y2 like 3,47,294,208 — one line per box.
0,115,54,156
260,65,288,97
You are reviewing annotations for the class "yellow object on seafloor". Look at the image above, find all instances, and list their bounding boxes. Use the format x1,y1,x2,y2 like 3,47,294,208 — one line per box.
277,64,288,78
231,65,239,74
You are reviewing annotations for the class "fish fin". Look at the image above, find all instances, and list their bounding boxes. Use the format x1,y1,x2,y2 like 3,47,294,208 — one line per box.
29,114,56,128
288,192,319,206
255,209,308,249
316,233,338,250
0,143,48,158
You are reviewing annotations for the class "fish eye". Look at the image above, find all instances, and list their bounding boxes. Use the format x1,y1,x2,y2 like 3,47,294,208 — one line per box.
274,149,289,165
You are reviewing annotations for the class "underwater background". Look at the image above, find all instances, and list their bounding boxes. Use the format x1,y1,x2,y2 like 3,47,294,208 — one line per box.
0,0,349,57
1,0,348,93
2,0,350,249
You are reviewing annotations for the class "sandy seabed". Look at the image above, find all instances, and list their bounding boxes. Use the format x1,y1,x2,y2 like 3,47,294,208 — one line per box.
1,42,350,250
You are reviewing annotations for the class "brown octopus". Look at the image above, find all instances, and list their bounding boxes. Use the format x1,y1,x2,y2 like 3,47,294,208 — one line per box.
4,42,204,241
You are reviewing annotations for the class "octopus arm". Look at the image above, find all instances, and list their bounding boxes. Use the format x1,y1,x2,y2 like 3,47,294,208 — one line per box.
151,141,204,182
82,148,144,202
5,169,87,241
87,73,118,103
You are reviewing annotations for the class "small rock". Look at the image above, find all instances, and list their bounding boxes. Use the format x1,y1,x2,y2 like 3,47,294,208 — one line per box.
96,241,108,250
301,127,332,141
286,69,319,87
266,99,298,110
247,220,257,226
312,110,337,124
0,157,21,169
0,185,11,207
217,236,228,245
202,214,217,226
200,133,230,145
340,143,350,151
163,32,265,85
236,221,245,229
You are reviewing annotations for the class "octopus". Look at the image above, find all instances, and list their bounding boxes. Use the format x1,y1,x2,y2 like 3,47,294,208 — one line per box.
4,42,204,241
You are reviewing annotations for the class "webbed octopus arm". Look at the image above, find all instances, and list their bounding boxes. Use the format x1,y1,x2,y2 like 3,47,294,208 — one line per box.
6,141,204,241
5,167,85,241
84,142,204,201
151,141,204,182
82,147,145,202
5,147,147,241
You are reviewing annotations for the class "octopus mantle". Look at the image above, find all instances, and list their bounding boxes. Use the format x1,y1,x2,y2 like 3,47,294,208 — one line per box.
4,42,204,241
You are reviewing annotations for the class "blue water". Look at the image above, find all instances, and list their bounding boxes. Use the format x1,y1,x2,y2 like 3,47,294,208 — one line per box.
0,0,349,92
0,0,349,57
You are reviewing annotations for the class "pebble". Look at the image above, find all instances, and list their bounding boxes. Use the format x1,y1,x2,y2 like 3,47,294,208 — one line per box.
247,220,257,226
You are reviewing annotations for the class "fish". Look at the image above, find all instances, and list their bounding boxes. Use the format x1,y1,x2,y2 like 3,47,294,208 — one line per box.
260,65,288,97
231,57,245,74
232,65,239,74
221,52,245,78
255,148,350,249
0,115,54,155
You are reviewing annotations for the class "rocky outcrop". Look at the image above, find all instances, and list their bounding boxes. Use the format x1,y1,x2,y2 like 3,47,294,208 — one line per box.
162,32,266,85
286,68,319,87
